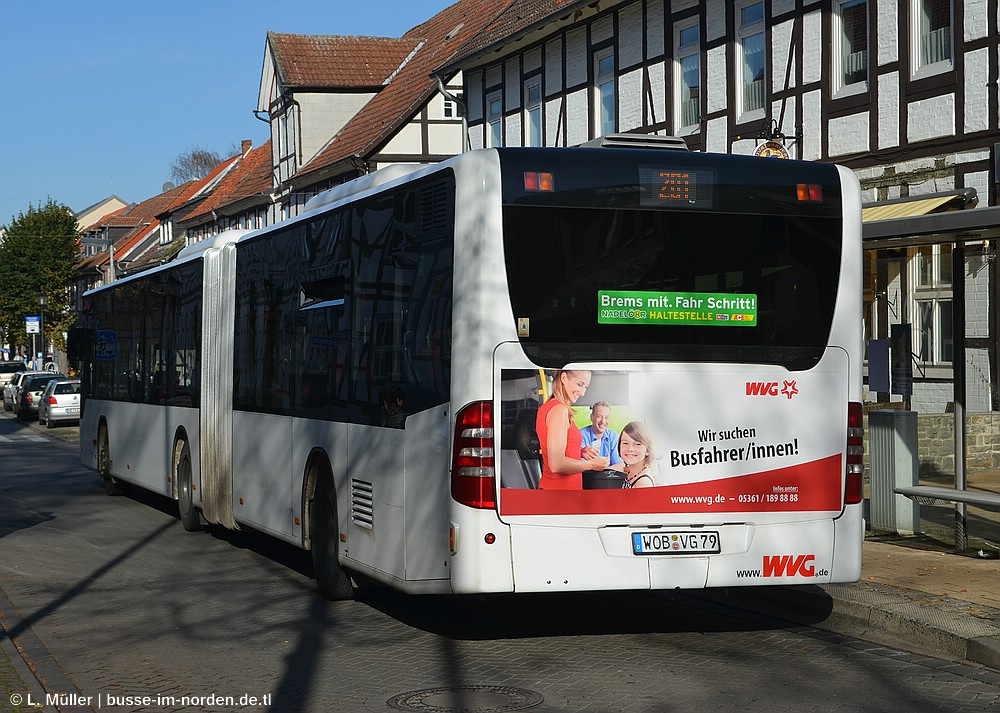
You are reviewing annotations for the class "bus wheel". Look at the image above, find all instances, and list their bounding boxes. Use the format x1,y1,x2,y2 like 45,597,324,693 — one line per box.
175,440,202,532
311,477,354,601
97,425,125,496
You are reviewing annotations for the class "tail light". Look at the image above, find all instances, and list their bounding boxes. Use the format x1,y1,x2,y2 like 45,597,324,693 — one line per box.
48,396,58,405
451,401,496,509
845,402,864,504
25,394,33,404
797,183,823,202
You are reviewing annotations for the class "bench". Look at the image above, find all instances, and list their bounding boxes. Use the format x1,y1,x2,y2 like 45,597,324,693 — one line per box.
894,485,1000,510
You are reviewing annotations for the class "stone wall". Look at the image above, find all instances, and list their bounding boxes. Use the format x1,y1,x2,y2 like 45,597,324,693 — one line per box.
865,411,1000,478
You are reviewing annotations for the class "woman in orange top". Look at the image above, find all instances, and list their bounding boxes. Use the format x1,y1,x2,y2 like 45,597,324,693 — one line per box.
536,370,610,490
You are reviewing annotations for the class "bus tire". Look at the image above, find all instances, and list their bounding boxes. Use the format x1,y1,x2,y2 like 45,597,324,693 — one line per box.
97,424,125,496
311,477,354,601
175,440,202,532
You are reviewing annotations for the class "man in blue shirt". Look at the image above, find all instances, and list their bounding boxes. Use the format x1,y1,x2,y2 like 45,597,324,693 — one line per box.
580,401,622,466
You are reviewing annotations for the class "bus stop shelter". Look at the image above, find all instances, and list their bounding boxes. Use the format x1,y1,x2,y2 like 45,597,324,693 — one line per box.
863,190,1000,549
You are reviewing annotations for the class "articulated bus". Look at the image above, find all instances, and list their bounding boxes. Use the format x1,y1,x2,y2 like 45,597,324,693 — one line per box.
74,140,864,599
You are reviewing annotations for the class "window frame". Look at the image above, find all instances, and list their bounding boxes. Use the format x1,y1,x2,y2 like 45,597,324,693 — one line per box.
910,0,953,79
736,0,766,123
443,89,463,119
673,18,701,134
832,0,870,98
524,76,543,147
593,47,616,138
911,243,954,366
487,91,503,148
276,108,298,183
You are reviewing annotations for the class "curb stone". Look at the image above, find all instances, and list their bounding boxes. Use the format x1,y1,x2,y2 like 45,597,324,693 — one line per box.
0,585,79,713
693,581,1000,670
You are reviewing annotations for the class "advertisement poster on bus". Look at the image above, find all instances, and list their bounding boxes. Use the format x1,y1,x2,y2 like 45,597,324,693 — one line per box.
498,368,846,516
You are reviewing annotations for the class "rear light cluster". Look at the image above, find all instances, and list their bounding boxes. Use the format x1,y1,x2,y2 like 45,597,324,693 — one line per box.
523,171,554,192
845,402,864,505
797,183,823,202
451,401,496,509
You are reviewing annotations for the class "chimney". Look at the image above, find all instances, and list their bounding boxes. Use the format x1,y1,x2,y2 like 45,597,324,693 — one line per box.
242,140,252,155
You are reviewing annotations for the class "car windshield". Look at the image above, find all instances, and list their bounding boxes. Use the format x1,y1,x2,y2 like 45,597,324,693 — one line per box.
54,382,80,395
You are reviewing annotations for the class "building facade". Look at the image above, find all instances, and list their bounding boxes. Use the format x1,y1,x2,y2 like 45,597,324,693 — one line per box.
445,0,1000,416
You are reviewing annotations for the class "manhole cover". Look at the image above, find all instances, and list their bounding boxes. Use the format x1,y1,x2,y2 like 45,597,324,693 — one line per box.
386,685,544,712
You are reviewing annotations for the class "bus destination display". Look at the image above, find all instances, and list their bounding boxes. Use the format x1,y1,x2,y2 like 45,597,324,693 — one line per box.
639,166,714,209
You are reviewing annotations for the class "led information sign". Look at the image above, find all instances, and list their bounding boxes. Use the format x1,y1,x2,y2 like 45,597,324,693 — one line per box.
598,290,757,326
638,166,714,209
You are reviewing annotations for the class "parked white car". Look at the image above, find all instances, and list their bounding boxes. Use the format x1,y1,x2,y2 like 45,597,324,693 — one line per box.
16,372,62,421
38,378,81,428
3,371,33,412
0,362,23,390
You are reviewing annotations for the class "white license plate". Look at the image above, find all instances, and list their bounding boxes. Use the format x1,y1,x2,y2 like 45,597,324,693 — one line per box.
66,407,79,414
632,531,720,555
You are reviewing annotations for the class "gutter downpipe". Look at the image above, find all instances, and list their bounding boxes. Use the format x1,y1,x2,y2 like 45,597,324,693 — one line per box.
433,73,469,153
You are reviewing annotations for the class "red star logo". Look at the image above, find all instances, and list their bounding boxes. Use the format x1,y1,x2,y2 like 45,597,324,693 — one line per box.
780,380,798,400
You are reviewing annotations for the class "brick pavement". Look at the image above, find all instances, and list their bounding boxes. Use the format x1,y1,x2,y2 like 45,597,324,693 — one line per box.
862,537,1000,611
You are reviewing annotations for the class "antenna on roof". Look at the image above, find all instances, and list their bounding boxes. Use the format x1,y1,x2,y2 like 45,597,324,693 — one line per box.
162,182,175,192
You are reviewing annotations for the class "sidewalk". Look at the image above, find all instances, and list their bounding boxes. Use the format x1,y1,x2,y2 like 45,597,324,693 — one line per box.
699,532,1000,671
849,535,1000,666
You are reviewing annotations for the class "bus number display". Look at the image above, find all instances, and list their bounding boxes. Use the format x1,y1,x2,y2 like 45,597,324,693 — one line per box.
639,166,713,209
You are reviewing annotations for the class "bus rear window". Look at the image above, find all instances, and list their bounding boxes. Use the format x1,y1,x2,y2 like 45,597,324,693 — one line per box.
503,204,841,368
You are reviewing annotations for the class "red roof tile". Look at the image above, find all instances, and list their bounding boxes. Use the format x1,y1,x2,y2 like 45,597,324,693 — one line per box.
77,150,254,275
441,0,581,69
269,32,419,88
291,0,516,184
79,182,198,270
183,141,273,222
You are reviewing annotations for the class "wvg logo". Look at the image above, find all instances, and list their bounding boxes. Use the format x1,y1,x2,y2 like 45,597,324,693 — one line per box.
761,554,827,578
735,554,830,580
745,380,799,400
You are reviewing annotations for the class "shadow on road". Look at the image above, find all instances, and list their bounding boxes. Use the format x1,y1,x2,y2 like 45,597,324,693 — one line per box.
0,499,54,539
355,584,835,640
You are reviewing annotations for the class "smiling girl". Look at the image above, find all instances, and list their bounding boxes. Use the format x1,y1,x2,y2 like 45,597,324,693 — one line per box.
617,421,656,488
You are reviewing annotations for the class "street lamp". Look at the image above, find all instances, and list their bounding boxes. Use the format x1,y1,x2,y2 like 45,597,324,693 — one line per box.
38,292,46,366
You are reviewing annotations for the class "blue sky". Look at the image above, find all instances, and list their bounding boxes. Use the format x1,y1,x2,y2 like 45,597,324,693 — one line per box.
0,1,451,228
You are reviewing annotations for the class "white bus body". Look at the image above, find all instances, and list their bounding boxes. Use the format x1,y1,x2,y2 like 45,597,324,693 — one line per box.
77,145,863,598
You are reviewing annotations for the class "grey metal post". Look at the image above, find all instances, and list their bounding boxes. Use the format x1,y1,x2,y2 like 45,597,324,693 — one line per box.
953,242,967,551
